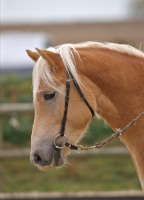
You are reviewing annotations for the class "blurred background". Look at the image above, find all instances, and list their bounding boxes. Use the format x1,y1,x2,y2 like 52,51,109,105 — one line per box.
0,0,144,198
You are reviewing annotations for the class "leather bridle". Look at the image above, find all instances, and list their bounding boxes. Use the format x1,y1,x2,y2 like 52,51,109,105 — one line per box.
54,69,94,150
54,70,144,152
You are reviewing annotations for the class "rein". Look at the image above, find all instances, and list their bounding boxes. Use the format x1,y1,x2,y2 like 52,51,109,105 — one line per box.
66,112,144,152
54,70,144,153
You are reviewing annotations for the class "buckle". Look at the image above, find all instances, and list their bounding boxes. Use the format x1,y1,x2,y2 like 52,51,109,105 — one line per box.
54,134,68,149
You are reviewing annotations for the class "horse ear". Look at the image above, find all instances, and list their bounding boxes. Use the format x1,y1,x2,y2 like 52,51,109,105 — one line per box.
26,50,40,62
35,48,60,69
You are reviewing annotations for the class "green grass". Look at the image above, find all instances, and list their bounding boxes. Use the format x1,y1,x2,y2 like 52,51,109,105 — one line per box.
0,75,142,192
0,155,141,192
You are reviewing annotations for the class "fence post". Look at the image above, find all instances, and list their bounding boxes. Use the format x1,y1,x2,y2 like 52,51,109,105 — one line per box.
0,121,3,192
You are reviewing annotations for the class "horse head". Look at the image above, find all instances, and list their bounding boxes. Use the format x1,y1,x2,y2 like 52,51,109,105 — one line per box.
26,42,144,190
26,46,95,171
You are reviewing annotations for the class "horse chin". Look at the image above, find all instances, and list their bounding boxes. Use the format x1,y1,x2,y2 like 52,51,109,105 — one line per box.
36,161,65,171
36,163,55,171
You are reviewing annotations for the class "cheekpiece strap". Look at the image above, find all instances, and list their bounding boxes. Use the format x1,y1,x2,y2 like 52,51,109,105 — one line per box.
59,69,95,137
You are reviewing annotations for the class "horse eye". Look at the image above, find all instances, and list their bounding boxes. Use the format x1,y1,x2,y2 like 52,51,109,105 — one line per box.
43,92,55,101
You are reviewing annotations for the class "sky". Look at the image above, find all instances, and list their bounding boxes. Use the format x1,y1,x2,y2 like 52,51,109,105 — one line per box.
1,0,133,24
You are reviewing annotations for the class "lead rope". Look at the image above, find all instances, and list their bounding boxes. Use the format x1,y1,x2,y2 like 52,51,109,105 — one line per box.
65,112,144,152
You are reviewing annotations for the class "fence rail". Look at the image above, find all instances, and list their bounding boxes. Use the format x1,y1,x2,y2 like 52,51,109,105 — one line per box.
0,146,129,158
0,103,33,113
0,191,144,200
0,103,129,158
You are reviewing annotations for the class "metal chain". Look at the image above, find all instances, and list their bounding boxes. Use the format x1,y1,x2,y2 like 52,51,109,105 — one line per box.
77,112,144,153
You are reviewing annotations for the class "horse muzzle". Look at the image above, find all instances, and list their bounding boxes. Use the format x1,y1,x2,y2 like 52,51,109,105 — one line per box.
30,141,65,171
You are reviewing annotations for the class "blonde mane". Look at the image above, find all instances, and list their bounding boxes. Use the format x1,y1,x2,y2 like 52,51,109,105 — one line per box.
74,41,144,59
33,42,144,100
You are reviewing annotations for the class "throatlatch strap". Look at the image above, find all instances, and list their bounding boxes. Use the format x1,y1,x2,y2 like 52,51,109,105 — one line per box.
68,69,95,117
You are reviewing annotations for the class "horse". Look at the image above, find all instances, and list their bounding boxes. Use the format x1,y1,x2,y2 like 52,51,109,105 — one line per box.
26,41,144,190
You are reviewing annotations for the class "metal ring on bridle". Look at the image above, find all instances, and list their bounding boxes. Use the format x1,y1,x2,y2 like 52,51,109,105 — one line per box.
54,134,68,149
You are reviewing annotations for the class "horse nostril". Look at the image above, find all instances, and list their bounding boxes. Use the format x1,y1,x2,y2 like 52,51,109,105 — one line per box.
34,154,41,163
31,148,54,167
33,152,45,166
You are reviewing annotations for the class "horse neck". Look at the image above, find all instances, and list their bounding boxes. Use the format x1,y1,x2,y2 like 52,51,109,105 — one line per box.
77,48,144,189
77,48,144,126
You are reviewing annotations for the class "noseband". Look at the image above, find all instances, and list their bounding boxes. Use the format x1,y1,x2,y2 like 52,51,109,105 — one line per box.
54,69,94,150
